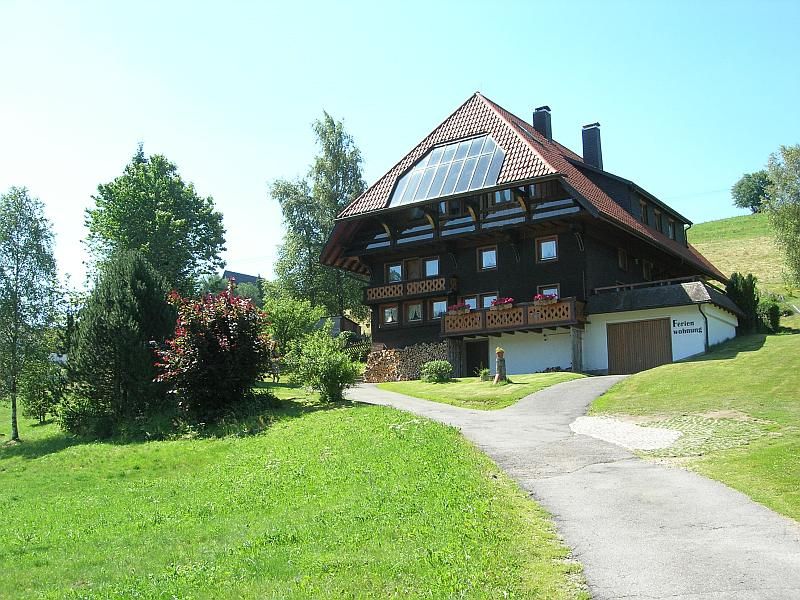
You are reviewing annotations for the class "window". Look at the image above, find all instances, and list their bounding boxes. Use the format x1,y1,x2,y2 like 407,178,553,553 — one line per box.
389,135,506,207
667,219,676,240
381,304,399,326
480,293,498,308
405,302,423,323
478,246,497,270
405,258,421,280
424,257,440,277
461,296,478,310
640,200,649,225
618,248,628,271
429,298,448,319
536,236,558,262
537,284,560,298
654,210,663,232
386,263,402,283
491,189,513,206
642,260,653,281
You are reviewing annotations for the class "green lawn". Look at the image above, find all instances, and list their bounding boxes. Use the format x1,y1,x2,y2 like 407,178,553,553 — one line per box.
0,384,586,599
379,372,585,410
591,328,800,521
688,213,797,297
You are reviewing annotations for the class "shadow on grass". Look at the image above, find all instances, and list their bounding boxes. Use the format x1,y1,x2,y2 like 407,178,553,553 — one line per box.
1,433,84,461
1,385,351,461
680,333,767,363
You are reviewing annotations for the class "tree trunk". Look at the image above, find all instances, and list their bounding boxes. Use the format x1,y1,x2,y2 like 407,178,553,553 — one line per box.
10,378,19,442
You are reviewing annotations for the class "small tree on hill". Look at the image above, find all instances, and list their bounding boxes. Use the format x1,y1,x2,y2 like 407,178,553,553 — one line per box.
262,292,326,356
0,187,58,442
765,145,800,286
65,251,174,436
85,145,226,293
287,323,358,402
725,272,760,334
155,281,271,422
732,170,770,213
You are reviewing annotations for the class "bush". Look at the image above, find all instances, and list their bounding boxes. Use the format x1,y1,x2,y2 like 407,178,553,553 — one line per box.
67,251,174,437
287,324,359,402
155,281,272,422
725,272,760,334
758,300,781,332
421,360,453,383
20,359,65,423
477,367,491,381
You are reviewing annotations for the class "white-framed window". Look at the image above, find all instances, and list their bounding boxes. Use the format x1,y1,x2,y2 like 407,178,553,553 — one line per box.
424,257,440,277
406,302,423,323
462,296,478,310
480,293,498,308
381,304,399,326
478,246,497,270
536,236,558,262
537,284,560,298
430,298,448,319
386,263,403,283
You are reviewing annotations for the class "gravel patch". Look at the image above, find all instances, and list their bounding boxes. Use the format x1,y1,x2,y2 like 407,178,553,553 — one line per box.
570,416,682,450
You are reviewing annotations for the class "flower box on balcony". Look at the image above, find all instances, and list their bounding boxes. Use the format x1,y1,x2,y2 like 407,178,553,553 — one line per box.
533,294,558,306
447,303,471,315
489,297,514,311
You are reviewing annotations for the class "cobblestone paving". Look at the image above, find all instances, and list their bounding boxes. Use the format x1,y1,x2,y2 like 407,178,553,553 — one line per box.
639,414,775,458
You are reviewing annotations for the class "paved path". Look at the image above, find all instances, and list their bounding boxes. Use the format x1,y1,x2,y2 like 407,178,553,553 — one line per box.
350,378,800,599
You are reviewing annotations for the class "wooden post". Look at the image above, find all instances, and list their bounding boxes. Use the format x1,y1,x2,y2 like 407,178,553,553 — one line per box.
571,327,583,373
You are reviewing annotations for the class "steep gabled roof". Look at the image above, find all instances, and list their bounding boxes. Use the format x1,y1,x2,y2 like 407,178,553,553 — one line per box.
338,93,559,218
331,93,726,281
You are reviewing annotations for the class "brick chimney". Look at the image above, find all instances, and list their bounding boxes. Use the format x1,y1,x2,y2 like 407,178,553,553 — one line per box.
533,106,552,140
582,122,603,169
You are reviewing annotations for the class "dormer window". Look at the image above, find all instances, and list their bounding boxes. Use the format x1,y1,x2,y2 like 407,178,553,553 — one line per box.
389,136,505,207
639,200,649,226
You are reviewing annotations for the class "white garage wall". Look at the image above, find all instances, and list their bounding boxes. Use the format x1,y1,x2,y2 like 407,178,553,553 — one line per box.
582,304,738,372
705,305,739,346
496,330,572,375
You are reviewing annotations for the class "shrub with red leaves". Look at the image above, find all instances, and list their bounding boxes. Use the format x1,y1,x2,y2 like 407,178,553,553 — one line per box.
155,281,271,421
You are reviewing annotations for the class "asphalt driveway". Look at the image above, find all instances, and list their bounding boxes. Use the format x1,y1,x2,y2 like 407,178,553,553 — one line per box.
350,377,800,599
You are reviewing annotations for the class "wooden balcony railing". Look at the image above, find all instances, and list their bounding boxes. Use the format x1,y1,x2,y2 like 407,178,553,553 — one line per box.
364,276,457,304
441,297,585,336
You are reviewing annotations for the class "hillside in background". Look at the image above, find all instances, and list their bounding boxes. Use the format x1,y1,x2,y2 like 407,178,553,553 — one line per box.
688,213,796,298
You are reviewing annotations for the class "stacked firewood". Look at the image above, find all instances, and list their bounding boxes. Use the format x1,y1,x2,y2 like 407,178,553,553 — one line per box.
364,342,448,382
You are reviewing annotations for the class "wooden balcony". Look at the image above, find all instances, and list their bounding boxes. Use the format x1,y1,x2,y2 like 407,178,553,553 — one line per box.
364,276,458,304
441,297,585,337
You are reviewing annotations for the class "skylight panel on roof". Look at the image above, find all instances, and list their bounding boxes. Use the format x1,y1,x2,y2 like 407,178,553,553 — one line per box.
388,135,505,208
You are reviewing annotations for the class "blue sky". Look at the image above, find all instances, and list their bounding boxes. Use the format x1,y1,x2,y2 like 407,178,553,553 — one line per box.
1,0,798,284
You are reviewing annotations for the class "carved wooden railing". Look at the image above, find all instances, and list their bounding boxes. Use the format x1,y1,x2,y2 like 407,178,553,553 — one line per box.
441,297,584,336
364,277,457,304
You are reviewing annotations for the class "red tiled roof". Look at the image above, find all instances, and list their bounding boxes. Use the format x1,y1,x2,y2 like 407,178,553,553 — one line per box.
332,93,726,281
338,93,558,218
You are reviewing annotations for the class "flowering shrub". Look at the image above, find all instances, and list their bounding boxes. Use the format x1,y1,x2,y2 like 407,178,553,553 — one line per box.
155,281,272,421
533,293,558,303
447,302,470,311
491,297,514,306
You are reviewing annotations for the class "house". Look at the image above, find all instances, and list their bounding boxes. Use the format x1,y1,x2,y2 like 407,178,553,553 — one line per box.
315,315,363,338
321,93,740,379
222,270,262,285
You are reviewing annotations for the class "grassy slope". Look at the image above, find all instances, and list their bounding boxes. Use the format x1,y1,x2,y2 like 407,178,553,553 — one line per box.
379,372,585,410
592,327,800,521
0,387,586,599
688,213,796,296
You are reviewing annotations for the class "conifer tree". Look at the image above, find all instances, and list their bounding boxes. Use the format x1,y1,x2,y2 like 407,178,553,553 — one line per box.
65,251,174,436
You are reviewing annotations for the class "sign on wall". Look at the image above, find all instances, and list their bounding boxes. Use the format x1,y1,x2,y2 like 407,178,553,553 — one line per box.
672,319,703,335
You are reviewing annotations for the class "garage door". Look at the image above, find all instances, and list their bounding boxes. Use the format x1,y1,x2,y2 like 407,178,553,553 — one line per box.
607,318,672,375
